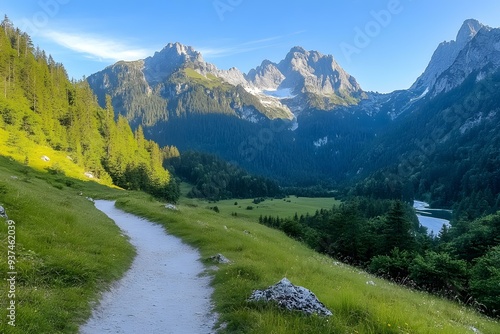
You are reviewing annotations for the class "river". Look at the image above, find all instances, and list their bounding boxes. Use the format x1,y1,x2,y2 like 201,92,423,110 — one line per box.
413,200,452,236
80,200,217,334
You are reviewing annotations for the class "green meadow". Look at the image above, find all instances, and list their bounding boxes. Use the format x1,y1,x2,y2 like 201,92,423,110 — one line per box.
181,195,339,221
1,157,499,333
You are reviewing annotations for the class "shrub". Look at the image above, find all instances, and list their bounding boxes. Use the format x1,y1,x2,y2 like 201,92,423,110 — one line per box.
410,251,468,296
369,248,414,281
252,197,265,204
470,246,500,316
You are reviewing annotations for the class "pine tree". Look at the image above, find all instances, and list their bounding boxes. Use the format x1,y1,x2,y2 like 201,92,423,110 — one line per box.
382,201,414,254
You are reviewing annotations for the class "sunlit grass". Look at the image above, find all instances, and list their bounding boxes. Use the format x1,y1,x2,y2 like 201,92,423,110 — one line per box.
0,156,133,334
0,127,113,186
115,196,500,334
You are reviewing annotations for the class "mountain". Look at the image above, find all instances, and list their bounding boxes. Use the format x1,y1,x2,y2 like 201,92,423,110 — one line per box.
88,42,285,127
86,18,500,216
246,46,366,114
410,19,500,97
349,19,500,215
87,44,367,128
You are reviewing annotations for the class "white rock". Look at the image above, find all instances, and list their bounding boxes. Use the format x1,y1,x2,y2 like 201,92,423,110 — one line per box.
165,203,178,211
209,253,231,264
248,278,332,316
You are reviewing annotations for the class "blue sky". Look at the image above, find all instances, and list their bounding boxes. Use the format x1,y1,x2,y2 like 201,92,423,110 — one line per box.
3,0,500,93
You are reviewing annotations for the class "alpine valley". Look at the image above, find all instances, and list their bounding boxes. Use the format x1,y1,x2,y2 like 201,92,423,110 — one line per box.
2,13,500,333
88,19,500,216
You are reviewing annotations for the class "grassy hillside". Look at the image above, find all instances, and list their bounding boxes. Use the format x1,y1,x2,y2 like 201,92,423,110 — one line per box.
117,197,500,333
0,127,114,186
0,156,133,333
1,157,499,333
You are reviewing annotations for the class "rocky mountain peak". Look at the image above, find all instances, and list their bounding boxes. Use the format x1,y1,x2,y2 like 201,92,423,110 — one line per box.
88,41,367,126
456,19,484,45
274,46,362,98
281,47,324,68
260,59,275,67
410,19,487,93
288,46,307,55
154,42,203,63
246,60,284,90
432,24,500,95
143,42,204,84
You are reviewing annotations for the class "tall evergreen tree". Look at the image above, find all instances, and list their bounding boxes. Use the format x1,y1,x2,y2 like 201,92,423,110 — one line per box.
381,201,415,254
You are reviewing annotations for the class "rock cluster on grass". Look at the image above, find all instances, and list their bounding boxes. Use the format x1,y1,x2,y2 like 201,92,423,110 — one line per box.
209,253,231,264
248,278,333,316
165,203,178,211
0,205,6,218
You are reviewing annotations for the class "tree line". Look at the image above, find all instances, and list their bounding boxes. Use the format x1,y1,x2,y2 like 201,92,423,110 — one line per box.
258,197,499,317
166,150,281,200
0,16,179,202
350,71,500,219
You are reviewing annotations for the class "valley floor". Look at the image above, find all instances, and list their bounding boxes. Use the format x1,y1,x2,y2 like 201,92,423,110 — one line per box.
1,157,498,333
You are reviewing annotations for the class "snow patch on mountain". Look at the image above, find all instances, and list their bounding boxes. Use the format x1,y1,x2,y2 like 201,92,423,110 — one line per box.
410,87,429,102
238,107,261,123
460,110,497,134
263,88,296,99
314,136,328,147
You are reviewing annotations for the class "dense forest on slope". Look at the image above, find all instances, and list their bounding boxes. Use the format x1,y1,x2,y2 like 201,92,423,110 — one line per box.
258,198,500,317
351,71,500,218
0,17,179,201
148,110,384,187
166,151,282,200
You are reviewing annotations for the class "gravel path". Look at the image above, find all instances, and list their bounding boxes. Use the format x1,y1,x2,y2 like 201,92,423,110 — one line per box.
80,200,217,334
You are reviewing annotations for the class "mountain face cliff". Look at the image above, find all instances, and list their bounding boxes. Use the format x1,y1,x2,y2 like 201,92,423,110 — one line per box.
246,46,366,113
88,42,282,127
87,44,367,128
410,19,500,97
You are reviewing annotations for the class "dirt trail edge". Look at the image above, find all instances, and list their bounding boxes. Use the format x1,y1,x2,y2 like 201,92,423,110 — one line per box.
80,200,217,334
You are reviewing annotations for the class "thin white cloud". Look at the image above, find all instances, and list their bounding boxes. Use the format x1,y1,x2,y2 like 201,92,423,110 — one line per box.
198,44,274,58
42,30,151,62
198,31,307,59
239,36,283,46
